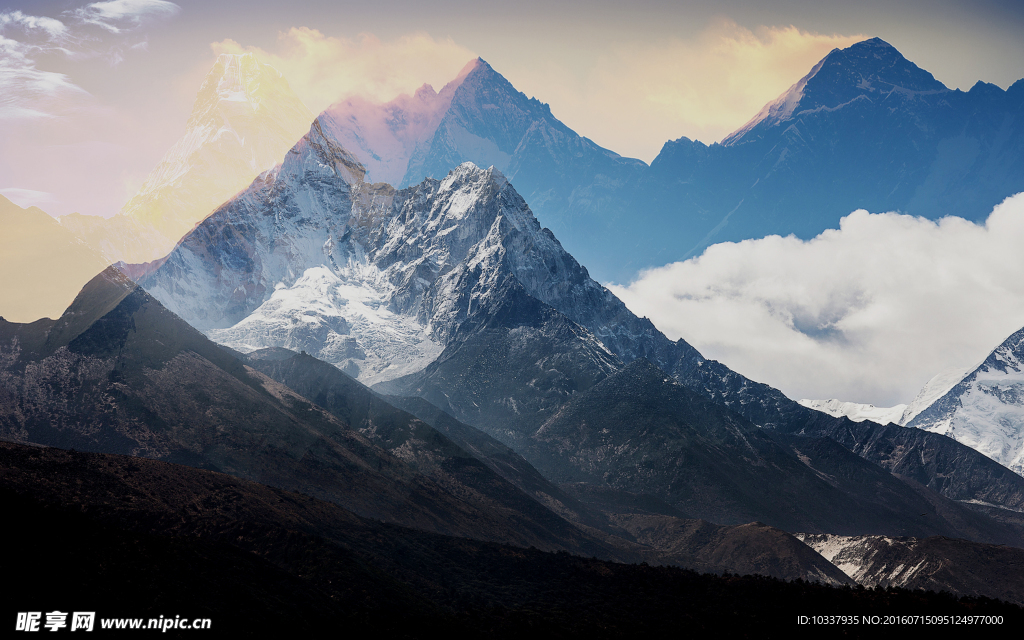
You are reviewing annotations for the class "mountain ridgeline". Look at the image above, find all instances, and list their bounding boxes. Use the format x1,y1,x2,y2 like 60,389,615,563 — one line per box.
642,38,1024,265
301,39,1024,282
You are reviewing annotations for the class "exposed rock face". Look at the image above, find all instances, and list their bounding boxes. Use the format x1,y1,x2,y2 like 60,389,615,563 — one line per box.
0,267,628,555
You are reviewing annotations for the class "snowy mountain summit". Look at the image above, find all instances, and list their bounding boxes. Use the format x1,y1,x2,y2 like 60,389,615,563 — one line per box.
206,160,557,384
723,37,948,146
313,57,646,281
121,52,314,250
139,95,639,387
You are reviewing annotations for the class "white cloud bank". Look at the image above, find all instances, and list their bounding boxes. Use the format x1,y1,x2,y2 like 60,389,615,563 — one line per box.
608,194,1024,407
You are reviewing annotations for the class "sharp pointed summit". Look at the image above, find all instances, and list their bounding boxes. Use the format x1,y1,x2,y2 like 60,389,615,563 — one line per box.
724,37,948,145
638,37,1024,271
310,57,646,281
123,52,316,239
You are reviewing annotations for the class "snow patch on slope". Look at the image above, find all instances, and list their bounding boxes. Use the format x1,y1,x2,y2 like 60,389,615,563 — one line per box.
798,398,907,425
902,364,976,424
209,265,442,386
795,533,929,587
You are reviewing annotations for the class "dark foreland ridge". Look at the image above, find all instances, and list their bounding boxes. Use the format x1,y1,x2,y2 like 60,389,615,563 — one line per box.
4,441,1020,636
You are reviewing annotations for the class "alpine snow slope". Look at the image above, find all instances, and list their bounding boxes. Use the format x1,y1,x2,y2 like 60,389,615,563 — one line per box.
905,328,1024,476
60,53,313,265
137,114,1024,541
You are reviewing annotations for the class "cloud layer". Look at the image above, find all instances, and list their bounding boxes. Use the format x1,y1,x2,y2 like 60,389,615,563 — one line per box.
0,3,184,216
609,194,1024,407
0,2,180,120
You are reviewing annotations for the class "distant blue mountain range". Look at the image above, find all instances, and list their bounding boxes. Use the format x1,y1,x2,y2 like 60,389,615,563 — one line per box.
325,39,1024,282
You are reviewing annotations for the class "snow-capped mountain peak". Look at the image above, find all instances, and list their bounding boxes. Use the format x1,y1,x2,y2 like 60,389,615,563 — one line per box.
802,327,1024,477
723,54,828,145
906,327,1024,475
313,58,485,186
142,156,570,384
723,37,948,146
59,52,314,265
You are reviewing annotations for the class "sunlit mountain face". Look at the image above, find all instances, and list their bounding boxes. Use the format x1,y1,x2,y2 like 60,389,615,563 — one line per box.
294,40,1024,284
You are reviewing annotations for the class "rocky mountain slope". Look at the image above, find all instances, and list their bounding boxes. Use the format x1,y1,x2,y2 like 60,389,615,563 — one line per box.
10,441,1008,634
243,345,860,579
798,532,1024,604
0,267,618,554
3,266,875,581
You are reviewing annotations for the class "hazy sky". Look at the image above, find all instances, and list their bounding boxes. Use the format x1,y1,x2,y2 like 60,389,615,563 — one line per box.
1,0,1022,218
